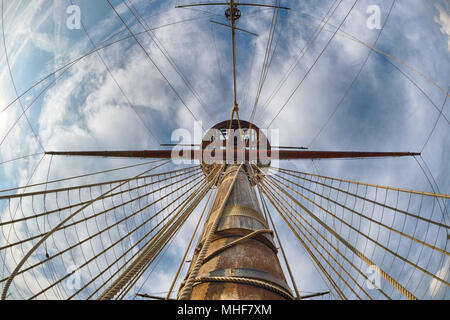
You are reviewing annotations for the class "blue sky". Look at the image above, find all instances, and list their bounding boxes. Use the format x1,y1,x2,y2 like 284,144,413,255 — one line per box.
0,0,449,299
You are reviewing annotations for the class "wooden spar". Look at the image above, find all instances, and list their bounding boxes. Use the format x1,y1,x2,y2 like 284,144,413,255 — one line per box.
175,2,291,10
46,150,421,161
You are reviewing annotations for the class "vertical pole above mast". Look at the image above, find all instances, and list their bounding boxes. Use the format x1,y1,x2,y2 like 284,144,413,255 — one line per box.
229,0,238,113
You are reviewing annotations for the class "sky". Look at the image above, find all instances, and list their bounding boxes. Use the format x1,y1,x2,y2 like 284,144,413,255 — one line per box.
0,0,449,300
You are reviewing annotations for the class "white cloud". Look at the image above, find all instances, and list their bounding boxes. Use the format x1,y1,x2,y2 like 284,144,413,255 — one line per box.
429,257,449,297
434,3,450,51
1,0,449,300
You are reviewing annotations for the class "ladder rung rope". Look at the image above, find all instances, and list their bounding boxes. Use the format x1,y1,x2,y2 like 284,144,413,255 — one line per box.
0,159,177,196
257,182,345,300
260,181,364,299
273,168,449,229
0,172,203,251
0,165,200,200
165,186,217,300
83,175,212,299
115,171,219,300
31,176,209,300
0,168,202,232
277,167,450,199
269,173,449,256
0,164,199,288
98,166,223,300
264,173,450,287
1,160,170,299
260,174,419,300
116,176,216,300
260,178,389,300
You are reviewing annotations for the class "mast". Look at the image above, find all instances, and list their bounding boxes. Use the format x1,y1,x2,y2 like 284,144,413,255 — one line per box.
178,165,293,300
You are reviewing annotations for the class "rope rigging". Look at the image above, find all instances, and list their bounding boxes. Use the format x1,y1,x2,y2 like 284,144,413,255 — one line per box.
253,165,449,299
0,162,209,299
0,1,448,301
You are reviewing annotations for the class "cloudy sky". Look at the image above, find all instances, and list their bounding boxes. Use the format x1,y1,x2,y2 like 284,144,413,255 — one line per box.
0,0,449,300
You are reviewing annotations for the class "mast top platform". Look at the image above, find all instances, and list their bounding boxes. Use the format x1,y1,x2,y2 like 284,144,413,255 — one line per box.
200,119,271,184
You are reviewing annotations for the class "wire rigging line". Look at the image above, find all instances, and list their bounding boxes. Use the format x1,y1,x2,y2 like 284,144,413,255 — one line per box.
114,171,216,300
276,168,448,231
0,12,217,115
123,0,215,126
210,22,227,103
255,0,341,123
284,7,450,102
268,166,449,283
264,165,450,298
1,0,45,152
241,39,257,113
76,172,207,299
268,172,448,255
0,55,75,151
267,0,360,129
249,0,281,124
178,164,237,300
259,180,366,299
42,155,56,280
1,160,170,300
68,0,160,145
254,167,371,299
0,175,201,246
0,154,45,170
256,182,301,299
0,170,203,253
39,183,199,301
0,159,168,195
132,220,181,300
105,0,202,128
4,165,202,299
291,12,450,127
245,164,302,299
259,172,418,300
421,86,450,153
277,167,450,200
165,183,216,300
256,4,450,130
0,153,49,299
257,180,344,299
97,165,222,300
0,163,194,204
129,170,223,300
308,0,396,147
0,167,200,229
413,156,449,227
